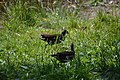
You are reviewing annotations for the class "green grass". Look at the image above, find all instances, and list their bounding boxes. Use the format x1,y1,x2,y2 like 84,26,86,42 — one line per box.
0,0,120,80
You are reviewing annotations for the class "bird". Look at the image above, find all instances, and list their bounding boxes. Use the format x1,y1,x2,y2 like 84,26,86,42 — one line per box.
40,30,69,44
50,43,75,63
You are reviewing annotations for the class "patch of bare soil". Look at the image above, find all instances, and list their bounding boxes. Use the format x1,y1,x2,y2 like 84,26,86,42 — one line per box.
74,0,120,19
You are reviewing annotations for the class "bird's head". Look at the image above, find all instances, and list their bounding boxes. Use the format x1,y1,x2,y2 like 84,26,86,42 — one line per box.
61,30,69,36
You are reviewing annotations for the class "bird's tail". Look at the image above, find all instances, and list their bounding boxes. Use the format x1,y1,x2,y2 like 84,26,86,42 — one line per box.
71,43,74,52
40,35,45,40
50,54,57,57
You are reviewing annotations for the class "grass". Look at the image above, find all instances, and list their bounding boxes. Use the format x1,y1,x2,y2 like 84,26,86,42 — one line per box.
0,0,120,80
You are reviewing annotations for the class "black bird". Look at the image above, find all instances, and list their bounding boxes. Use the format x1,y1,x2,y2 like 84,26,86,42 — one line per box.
50,43,75,63
40,30,69,44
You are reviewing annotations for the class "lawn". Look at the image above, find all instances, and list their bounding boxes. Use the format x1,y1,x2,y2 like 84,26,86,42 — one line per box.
0,0,120,80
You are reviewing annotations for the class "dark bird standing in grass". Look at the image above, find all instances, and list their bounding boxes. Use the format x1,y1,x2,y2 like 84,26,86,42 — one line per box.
40,30,69,44
50,43,75,63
